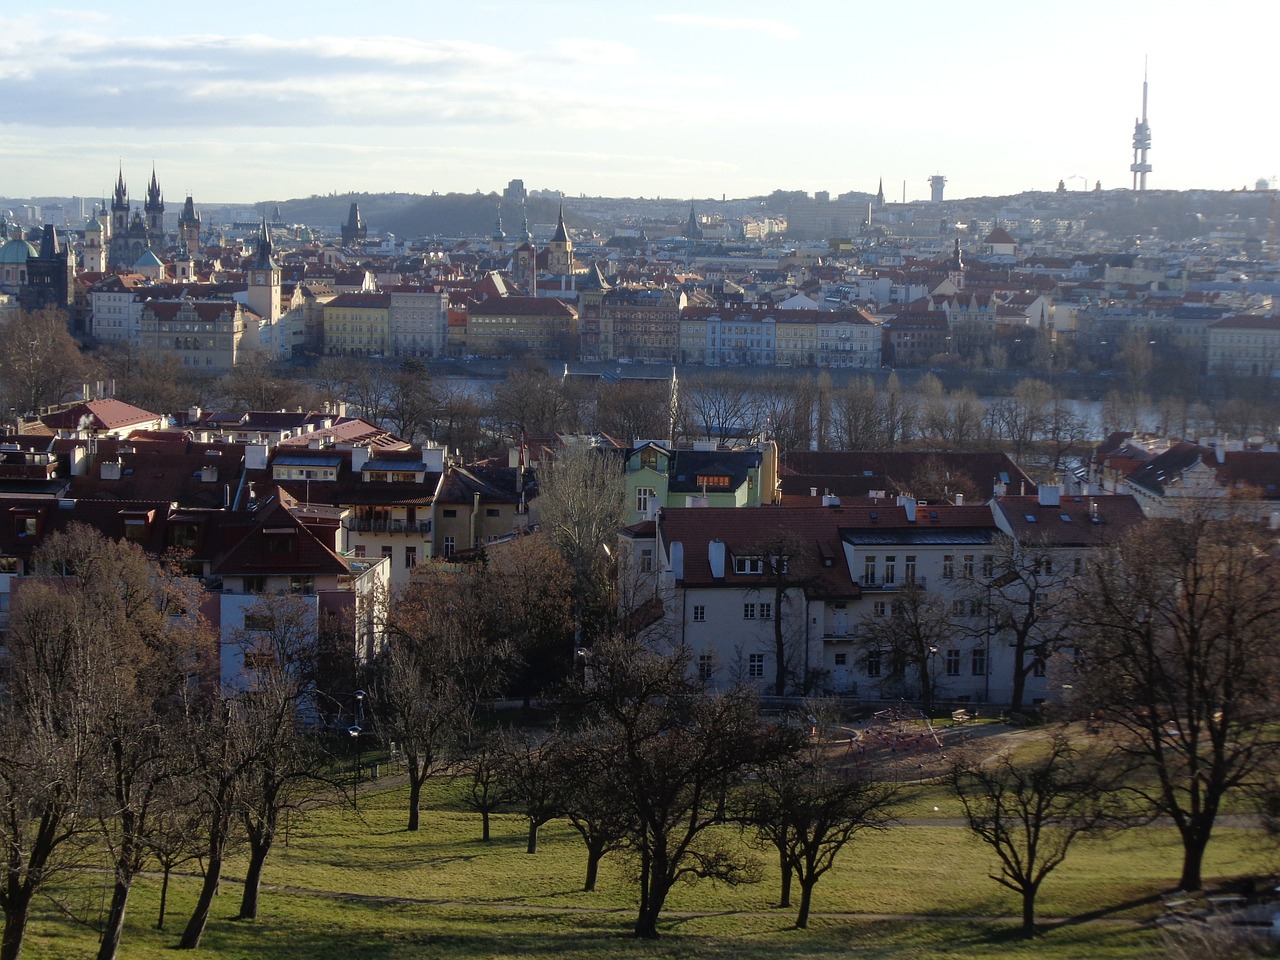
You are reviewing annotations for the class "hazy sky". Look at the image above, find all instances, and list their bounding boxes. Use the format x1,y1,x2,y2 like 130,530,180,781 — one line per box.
2,1,1275,205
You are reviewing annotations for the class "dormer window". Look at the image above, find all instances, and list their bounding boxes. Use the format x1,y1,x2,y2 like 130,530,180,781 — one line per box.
734,555,763,575
697,474,731,489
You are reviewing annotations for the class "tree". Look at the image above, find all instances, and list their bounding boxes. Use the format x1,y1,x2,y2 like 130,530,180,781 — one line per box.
459,739,509,843
232,595,333,921
949,733,1114,938
741,737,897,928
374,564,509,832
970,536,1070,714
381,358,435,443
554,725,630,892
679,371,762,444
1064,513,1280,891
496,730,563,855
534,443,627,647
0,305,89,418
855,584,958,714
578,637,797,938
2,526,213,960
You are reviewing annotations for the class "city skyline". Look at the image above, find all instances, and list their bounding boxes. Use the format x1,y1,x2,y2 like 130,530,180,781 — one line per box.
1,1,1275,206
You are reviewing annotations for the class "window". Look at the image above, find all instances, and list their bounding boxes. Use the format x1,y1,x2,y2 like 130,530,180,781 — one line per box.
748,653,765,679
124,519,147,542
865,649,881,677
289,575,314,595
381,545,393,560
942,555,955,579
883,555,896,584
873,600,887,617
486,508,500,518
734,556,763,574
698,654,714,682
945,649,962,676
963,555,975,579
441,536,455,558
243,613,274,632
863,555,875,584
353,545,366,559
696,474,731,489
951,599,966,615
834,653,847,666
443,509,457,518
639,548,654,573
972,647,987,677
636,486,656,513
243,575,266,594
759,602,773,620
1033,656,1047,678
743,603,757,620
692,604,706,622
982,554,995,578
1073,556,1083,576
405,546,417,569
904,555,917,584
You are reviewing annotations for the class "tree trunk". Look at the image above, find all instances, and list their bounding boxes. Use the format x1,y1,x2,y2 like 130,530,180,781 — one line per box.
584,845,602,892
777,847,792,908
634,854,670,939
178,848,224,949
481,810,491,842
1179,827,1211,891
407,772,424,832
96,877,133,960
157,866,171,930
1021,886,1038,938
238,838,271,920
796,878,816,929
1,889,34,960
526,821,539,855
1009,640,1028,714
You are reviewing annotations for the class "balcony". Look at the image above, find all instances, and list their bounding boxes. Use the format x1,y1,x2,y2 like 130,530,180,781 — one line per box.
344,518,432,534
859,576,926,591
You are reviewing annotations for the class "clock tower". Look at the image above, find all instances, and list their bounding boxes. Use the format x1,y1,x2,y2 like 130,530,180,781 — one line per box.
246,218,281,322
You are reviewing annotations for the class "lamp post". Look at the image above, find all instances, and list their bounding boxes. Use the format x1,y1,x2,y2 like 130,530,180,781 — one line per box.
349,689,366,809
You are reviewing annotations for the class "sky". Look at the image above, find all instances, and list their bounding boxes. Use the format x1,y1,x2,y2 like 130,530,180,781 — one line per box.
1,1,1276,206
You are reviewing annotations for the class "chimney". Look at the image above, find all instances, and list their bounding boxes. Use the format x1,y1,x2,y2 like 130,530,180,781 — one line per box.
708,539,726,579
670,541,684,580
954,493,964,507
1038,484,1061,507
897,494,917,522
350,445,371,473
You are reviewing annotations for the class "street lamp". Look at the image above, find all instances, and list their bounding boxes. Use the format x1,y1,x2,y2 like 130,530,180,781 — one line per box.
349,689,366,809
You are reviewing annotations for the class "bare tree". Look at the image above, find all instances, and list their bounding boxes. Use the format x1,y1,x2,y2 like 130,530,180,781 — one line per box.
374,565,509,832
232,595,333,921
496,730,564,854
1064,513,1280,891
679,371,762,443
577,637,797,938
534,443,627,647
554,725,630,892
855,584,958,714
740,738,897,928
949,733,1115,938
459,739,509,842
0,305,89,418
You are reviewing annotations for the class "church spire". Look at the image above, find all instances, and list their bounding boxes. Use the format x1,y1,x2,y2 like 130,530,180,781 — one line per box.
551,203,569,243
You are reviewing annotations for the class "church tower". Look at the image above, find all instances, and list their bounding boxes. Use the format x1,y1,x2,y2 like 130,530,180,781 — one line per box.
145,166,165,244
341,202,366,247
491,205,507,257
83,213,106,273
178,195,201,257
111,168,129,237
546,204,573,276
946,239,965,291
246,218,281,323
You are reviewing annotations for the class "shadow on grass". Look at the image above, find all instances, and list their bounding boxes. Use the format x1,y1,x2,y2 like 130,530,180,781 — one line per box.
1051,890,1165,928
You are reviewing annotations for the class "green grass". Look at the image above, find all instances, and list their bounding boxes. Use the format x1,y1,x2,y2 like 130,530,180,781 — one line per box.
13,775,1279,959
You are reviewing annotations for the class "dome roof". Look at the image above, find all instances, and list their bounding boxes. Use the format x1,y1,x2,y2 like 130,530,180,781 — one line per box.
0,237,36,265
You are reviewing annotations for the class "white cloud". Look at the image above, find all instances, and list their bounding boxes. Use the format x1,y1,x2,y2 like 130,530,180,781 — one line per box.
653,13,799,40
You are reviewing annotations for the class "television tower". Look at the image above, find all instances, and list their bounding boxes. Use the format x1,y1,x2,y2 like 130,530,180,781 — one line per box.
1129,62,1152,192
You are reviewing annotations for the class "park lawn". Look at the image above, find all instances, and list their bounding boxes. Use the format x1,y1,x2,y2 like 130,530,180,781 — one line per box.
12,774,1277,959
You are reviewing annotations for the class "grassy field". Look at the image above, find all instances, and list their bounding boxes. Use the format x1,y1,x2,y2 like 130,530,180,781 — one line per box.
15,773,1280,959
